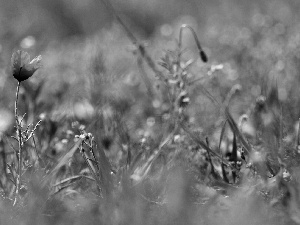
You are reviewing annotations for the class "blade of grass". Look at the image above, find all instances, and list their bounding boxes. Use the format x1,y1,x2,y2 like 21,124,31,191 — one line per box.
297,118,300,151
53,175,95,187
224,84,241,107
205,137,219,179
231,132,237,183
231,132,237,166
132,125,179,183
219,120,228,151
218,119,230,183
47,139,83,178
279,105,283,154
221,162,230,183
93,141,113,197
225,107,251,154
137,56,154,98
0,137,7,177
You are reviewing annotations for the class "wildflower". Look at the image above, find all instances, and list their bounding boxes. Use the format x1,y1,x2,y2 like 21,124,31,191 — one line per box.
11,50,42,82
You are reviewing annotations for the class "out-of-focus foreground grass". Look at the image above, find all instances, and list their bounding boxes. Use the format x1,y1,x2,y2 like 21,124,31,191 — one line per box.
1,0,300,224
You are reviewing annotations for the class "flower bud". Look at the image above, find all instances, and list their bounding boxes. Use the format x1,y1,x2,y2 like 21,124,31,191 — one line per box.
11,50,42,82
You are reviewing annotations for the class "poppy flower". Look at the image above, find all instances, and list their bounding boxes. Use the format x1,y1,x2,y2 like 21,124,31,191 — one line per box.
11,50,42,82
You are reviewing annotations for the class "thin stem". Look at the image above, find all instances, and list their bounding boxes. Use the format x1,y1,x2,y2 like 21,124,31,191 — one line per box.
98,0,168,83
137,56,154,98
179,25,204,52
14,81,23,205
15,82,20,124
98,0,137,44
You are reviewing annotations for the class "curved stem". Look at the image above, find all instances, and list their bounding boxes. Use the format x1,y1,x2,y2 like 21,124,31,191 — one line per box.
179,24,208,63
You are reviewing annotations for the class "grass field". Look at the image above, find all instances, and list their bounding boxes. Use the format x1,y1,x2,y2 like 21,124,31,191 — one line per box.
1,0,300,224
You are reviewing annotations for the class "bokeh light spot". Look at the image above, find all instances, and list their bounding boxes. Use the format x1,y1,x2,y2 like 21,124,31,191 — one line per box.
20,36,36,49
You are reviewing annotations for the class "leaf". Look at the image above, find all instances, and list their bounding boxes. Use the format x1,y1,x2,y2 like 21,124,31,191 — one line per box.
221,162,229,183
53,175,91,187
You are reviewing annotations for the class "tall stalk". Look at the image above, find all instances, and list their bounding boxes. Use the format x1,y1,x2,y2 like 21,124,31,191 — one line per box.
14,81,23,205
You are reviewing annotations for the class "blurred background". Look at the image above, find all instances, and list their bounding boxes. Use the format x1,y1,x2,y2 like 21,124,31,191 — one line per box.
1,0,300,141
2,1,300,224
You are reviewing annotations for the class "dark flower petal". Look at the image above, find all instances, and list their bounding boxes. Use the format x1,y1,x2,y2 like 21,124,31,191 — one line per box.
11,50,41,82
